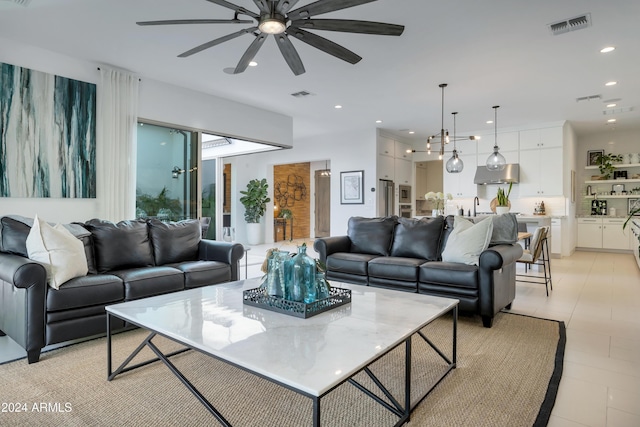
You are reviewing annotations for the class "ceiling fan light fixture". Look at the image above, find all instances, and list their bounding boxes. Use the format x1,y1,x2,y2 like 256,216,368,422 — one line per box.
259,13,286,34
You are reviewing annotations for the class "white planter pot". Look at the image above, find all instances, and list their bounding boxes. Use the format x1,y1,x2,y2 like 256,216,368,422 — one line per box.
496,206,511,215
246,223,262,245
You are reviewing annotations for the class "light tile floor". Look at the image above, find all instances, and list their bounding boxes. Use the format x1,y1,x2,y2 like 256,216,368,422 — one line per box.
2,242,639,427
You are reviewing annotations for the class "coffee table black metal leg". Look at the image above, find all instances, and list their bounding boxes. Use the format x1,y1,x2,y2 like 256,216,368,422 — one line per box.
312,397,320,427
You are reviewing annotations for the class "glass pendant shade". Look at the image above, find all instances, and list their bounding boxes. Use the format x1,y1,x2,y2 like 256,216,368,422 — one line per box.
486,148,506,171
446,150,464,173
485,105,506,171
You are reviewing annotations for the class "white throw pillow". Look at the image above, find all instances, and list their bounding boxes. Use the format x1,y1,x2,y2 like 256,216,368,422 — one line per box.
26,215,88,289
441,216,494,265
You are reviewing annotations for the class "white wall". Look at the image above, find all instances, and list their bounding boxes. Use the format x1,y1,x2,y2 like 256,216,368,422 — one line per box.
0,37,292,224
229,128,376,244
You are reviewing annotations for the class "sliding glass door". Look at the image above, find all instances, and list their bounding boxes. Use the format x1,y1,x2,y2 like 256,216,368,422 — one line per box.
135,122,197,222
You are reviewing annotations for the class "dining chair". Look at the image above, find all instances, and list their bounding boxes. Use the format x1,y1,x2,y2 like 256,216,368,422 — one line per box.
516,226,553,296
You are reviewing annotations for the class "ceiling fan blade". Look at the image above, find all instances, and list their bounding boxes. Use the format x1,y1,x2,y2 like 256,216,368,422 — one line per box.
204,0,259,19
137,19,253,26
274,34,305,75
288,26,362,64
234,33,268,74
178,26,257,58
275,0,300,14
288,0,376,20
252,0,269,13
290,19,404,36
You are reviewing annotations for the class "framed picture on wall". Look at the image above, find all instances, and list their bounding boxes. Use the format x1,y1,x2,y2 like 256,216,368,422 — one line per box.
629,198,640,216
340,170,364,204
587,149,604,166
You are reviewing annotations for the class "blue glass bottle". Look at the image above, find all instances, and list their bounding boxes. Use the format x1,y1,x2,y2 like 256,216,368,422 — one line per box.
266,250,289,298
288,244,316,303
315,272,330,300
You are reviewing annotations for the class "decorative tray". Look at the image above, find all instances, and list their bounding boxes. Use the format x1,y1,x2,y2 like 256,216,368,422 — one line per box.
242,286,352,319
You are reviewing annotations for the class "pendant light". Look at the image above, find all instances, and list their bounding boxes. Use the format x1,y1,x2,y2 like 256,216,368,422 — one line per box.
486,105,506,171
445,112,464,173
320,160,331,176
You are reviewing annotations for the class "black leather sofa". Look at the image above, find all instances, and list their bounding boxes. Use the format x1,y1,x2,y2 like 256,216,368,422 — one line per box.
314,215,523,328
0,216,244,363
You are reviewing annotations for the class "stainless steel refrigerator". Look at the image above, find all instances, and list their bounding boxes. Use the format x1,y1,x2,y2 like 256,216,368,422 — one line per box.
378,179,395,216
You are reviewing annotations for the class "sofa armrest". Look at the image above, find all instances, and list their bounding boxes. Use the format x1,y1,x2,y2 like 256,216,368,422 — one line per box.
313,236,351,263
477,244,523,321
0,252,47,362
198,240,245,281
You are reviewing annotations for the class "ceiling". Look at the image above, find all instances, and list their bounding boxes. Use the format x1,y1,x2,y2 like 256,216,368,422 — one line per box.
1,0,640,142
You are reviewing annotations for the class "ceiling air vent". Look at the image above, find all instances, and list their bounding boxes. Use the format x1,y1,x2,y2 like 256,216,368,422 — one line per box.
291,90,314,98
0,0,32,5
548,13,591,35
576,94,601,103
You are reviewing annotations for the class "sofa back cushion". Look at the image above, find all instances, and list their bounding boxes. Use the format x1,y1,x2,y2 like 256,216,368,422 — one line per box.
0,216,31,257
390,216,444,260
147,219,201,265
84,219,154,273
348,216,397,256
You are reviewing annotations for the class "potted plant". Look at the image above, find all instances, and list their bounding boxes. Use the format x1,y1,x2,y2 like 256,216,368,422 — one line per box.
240,178,271,245
495,182,513,214
595,153,623,180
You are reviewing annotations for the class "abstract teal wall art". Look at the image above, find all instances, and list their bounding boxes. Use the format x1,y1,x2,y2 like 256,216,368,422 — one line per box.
0,62,96,198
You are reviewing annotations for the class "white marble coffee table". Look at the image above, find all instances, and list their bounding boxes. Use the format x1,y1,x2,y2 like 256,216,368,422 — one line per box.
106,279,458,426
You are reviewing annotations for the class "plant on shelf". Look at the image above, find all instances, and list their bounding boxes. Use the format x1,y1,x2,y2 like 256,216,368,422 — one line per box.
496,182,513,206
278,208,293,219
595,152,623,180
240,178,271,223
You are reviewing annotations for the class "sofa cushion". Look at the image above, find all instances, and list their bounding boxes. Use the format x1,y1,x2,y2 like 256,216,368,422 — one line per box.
46,274,124,312
419,261,479,289
114,266,184,300
441,216,493,265
0,216,31,257
327,252,380,276
348,216,397,256
26,215,88,289
147,219,201,265
84,219,154,273
390,217,444,261
172,260,231,288
368,256,424,281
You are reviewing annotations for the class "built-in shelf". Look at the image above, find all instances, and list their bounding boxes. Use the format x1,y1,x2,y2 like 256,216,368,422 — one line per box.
584,194,639,199
585,163,640,170
585,178,640,184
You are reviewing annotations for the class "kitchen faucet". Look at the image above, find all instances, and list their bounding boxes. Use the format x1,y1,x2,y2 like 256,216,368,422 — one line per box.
473,196,480,217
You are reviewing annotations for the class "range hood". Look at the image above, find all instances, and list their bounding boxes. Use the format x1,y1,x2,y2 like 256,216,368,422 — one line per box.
473,164,520,185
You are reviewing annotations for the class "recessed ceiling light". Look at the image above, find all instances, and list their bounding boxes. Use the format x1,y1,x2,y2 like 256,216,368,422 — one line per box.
334,105,342,109
606,103,617,108
249,61,258,67
486,120,494,124
375,120,383,123
600,46,615,53
605,81,617,86
409,131,415,134
607,118,617,123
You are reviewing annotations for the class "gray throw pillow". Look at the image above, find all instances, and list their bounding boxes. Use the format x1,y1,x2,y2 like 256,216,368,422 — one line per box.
390,216,444,260
490,213,518,245
348,216,397,256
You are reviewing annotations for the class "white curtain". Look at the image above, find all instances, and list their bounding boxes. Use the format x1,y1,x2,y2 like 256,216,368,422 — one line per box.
97,67,139,222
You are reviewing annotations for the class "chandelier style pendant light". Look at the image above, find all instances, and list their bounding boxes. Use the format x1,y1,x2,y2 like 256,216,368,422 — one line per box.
486,105,507,171
445,112,464,173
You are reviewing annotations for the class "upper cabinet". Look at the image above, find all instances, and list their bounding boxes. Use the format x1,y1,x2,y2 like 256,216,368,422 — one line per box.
519,127,562,150
518,126,564,196
376,134,413,184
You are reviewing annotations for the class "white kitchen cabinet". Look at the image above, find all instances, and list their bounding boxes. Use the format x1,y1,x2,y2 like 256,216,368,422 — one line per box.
477,131,519,154
377,153,394,180
577,218,603,248
394,141,413,160
377,136,395,157
602,218,630,250
394,158,412,185
519,127,562,150
577,217,631,250
519,147,563,196
444,153,477,197
551,218,561,255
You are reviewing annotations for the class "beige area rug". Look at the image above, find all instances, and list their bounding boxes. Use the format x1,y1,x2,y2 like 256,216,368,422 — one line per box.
0,312,564,427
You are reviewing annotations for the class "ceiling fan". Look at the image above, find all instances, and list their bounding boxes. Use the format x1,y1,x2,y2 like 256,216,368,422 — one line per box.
137,0,404,76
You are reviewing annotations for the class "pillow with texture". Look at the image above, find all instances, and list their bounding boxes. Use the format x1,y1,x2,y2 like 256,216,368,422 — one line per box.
26,215,89,289
490,213,518,245
390,216,444,260
441,216,494,265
